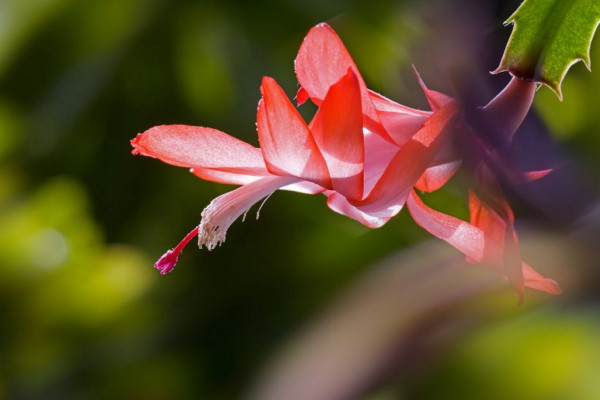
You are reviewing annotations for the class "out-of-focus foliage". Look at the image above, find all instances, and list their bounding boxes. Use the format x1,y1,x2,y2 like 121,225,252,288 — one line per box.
408,307,600,400
0,0,599,399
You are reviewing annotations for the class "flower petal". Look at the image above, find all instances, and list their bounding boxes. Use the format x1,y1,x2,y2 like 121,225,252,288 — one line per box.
407,190,485,262
309,69,364,200
407,191,559,294
522,263,562,294
326,191,389,228
367,90,430,145
363,130,400,196
191,168,268,185
415,160,462,192
132,125,267,175
469,191,524,298
353,102,458,215
257,77,331,188
192,168,324,193
294,23,395,144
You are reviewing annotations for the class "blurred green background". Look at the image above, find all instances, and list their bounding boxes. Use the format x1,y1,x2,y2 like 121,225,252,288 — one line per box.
1,0,600,399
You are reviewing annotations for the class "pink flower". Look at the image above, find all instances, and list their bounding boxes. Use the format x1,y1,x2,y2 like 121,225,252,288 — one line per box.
132,22,560,299
132,66,454,274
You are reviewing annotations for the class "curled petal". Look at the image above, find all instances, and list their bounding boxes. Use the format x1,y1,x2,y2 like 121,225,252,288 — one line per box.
368,90,430,146
408,190,486,262
326,191,390,228
407,191,560,295
415,160,462,192
354,102,459,215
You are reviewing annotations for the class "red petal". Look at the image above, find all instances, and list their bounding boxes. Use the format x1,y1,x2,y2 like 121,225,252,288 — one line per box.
295,23,362,105
415,160,462,192
469,191,524,297
367,90,430,117
408,191,559,295
309,70,364,200
257,77,331,188
131,125,267,175
326,191,390,228
469,191,507,249
353,102,458,214
295,23,394,143
368,90,430,146
522,263,562,294
407,190,486,262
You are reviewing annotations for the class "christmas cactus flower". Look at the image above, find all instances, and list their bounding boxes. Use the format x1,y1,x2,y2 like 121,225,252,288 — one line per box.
132,22,560,299
132,67,455,274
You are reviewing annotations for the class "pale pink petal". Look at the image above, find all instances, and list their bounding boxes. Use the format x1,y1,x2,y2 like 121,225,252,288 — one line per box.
480,76,536,141
199,175,299,250
415,160,462,192
257,77,331,188
408,191,559,294
131,125,266,175
353,103,458,215
309,70,364,200
191,168,268,185
469,191,524,297
367,90,430,117
407,190,486,262
326,191,390,228
280,181,326,194
363,130,401,196
522,263,562,294
375,111,429,147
